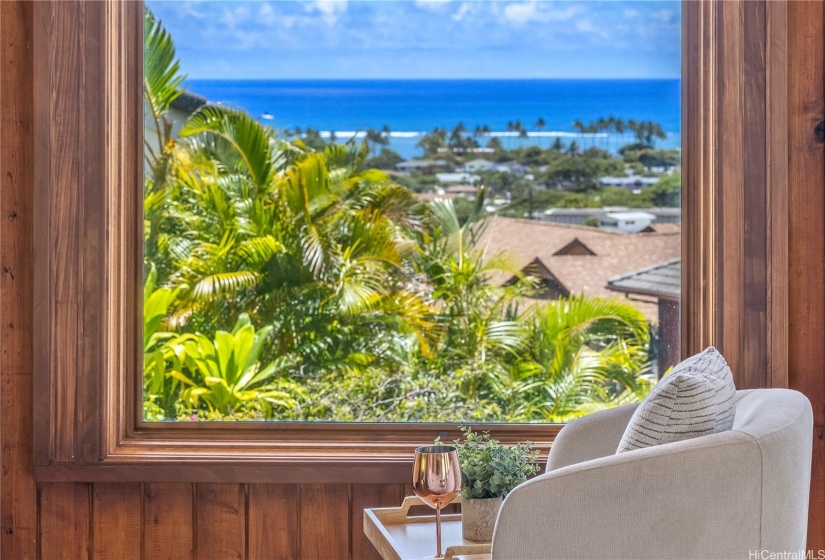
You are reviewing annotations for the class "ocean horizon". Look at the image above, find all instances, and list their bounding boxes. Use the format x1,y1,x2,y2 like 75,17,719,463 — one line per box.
185,78,681,159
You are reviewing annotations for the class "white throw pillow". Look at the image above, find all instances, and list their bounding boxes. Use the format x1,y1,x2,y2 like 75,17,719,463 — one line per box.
616,347,736,453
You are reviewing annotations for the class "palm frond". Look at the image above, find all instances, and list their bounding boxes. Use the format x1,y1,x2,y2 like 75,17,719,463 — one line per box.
144,8,184,123
191,271,261,300
181,106,276,189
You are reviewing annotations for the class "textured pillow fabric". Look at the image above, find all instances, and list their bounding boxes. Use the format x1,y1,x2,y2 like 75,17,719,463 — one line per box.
616,347,736,453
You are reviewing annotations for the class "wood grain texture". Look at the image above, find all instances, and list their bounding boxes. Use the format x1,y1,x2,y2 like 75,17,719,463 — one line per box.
30,0,53,470
92,484,141,560
300,484,350,560
787,0,825,549
350,485,405,560
0,1,38,558
32,0,108,466
39,483,91,560
195,484,247,560
248,484,300,560
48,0,85,464
766,0,789,390
717,0,746,384
143,483,195,560
683,0,780,391
740,0,768,391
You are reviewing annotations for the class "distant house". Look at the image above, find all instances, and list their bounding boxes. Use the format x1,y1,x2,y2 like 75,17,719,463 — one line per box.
414,192,457,201
542,208,602,225
395,159,449,173
143,91,207,158
598,176,659,191
477,216,680,323
436,172,480,184
444,185,479,198
646,165,676,174
607,259,681,374
542,207,681,227
463,159,496,173
598,211,657,233
492,161,527,176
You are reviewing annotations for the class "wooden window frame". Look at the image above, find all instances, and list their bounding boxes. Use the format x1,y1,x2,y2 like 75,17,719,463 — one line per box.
31,0,789,483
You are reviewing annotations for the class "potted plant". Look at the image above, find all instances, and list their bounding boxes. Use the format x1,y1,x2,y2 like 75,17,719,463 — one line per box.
441,426,540,542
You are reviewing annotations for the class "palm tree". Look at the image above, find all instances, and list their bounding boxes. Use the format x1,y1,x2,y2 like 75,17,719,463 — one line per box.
417,127,447,156
506,121,515,149
519,296,652,421
535,118,546,148
143,8,185,192
614,118,626,146
487,137,504,152
597,117,609,148
585,122,599,149
571,119,585,150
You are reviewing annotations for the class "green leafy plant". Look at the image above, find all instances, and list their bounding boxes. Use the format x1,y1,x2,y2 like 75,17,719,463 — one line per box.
177,313,300,417
447,426,540,500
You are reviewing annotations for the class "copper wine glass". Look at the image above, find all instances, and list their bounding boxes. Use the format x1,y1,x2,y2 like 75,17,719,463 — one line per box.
412,445,462,559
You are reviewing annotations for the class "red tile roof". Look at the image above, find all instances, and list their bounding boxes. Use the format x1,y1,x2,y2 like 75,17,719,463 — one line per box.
477,216,681,321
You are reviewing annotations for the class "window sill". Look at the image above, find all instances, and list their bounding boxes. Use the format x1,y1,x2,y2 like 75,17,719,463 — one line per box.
33,423,559,483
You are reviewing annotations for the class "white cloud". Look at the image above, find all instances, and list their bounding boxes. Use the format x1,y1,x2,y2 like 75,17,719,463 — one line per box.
501,2,580,26
305,1,348,26
502,2,536,25
415,0,452,12
576,19,609,39
221,5,251,29
452,3,470,22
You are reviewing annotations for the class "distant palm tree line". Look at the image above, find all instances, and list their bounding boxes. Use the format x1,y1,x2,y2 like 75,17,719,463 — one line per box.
287,116,668,157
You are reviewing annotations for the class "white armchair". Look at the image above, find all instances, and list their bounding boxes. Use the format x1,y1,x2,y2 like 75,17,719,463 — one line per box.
492,389,813,559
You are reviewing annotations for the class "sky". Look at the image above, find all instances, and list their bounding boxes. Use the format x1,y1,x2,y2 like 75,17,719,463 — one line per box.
147,0,681,80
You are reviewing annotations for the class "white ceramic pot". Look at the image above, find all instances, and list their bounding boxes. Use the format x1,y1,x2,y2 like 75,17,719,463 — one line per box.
461,496,503,542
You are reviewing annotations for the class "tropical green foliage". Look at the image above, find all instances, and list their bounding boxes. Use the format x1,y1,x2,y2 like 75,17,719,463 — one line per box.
141,8,657,423
446,427,540,499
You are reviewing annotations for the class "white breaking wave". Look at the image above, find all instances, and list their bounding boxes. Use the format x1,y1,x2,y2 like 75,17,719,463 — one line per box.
317,131,423,139
311,130,640,140
319,131,366,139
488,131,608,138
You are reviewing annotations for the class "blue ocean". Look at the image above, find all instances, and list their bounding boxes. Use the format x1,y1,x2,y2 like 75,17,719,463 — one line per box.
185,79,681,159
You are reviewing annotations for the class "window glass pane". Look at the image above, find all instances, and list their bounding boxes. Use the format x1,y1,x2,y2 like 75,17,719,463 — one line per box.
143,0,681,423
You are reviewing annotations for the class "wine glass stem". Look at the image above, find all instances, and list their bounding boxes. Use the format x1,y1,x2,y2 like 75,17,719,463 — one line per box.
436,505,443,559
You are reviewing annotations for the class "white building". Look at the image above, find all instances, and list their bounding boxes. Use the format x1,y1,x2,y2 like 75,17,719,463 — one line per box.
598,211,657,233
436,172,480,184
396,159,449,173
463,159,496,173
598,176,660,190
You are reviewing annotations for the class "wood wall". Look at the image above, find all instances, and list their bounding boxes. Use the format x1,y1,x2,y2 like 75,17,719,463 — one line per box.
34,482,412,560
2,0,825,558
787,0,825,548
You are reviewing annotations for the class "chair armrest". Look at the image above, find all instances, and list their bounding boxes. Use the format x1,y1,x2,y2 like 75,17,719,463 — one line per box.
546,403,639,472
493,430,763,560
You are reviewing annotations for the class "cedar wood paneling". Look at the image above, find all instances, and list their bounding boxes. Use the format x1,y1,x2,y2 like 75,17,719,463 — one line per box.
2,0,825,557
787,0,825,547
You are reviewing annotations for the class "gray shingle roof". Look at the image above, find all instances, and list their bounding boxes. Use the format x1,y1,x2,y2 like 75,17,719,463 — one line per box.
606,259,681,301
170,91,208,114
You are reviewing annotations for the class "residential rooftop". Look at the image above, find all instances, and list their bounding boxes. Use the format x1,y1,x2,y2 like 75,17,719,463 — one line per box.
478,216,681,321
606,259,681,301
